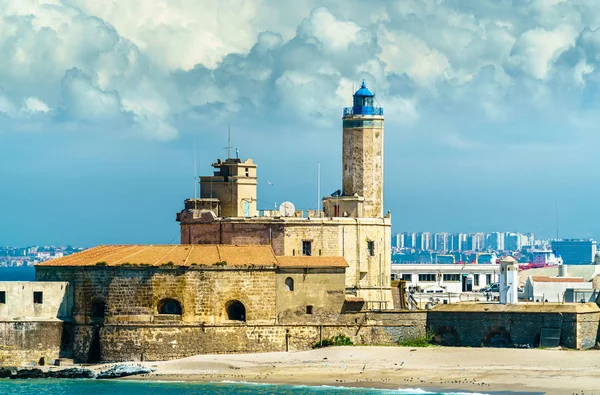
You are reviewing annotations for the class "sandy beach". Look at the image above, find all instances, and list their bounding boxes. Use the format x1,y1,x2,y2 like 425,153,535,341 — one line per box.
119,346,600,394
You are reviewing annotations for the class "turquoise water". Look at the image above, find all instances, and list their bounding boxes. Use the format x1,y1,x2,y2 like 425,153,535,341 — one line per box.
0,380,489,395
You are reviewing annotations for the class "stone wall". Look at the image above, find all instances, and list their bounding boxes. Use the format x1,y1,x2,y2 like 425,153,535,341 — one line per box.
36,266,277,325
72,311,427,362
0,321,69,366
179,217,393,308
276,268,346,324
427,303,600,350
0,282,72,320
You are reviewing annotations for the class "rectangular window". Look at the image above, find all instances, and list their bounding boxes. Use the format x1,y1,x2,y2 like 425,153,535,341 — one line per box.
443,274,461,282
367,241,375,256
33,291,43,304
302,241,312,256
474,274,480,286
333,205,340,217
245,167,249,177
418,274,436,282
0,291,5,304
401,274,412,282
306,305,313,314
486,274,492,285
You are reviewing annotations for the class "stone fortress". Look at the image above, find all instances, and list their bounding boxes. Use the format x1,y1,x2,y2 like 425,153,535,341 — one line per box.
177,80,392,309
1,83,599,367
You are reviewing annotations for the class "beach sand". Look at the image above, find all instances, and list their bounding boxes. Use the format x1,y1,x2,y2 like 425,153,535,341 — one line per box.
121,346,600,394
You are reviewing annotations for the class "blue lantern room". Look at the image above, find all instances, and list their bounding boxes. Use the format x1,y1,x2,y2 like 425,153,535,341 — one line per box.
343,81,383,116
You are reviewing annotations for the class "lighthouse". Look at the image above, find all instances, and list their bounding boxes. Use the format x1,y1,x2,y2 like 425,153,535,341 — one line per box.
342,81,385,218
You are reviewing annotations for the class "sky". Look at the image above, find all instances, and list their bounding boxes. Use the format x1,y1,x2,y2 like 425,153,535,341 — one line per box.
2,0,600,246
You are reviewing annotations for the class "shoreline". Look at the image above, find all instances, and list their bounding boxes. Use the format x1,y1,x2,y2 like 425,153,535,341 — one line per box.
117,346,599,395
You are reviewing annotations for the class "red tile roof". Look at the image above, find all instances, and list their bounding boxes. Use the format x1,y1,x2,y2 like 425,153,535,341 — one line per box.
36,245,348,269
531,276,586,283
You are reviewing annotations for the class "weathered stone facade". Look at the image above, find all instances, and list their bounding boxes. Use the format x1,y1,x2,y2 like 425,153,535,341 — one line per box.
427,303,600,350
0,321,69,366
68,311,427,362
178,217,393,308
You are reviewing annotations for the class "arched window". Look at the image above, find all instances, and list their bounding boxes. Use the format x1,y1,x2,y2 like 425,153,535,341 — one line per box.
158,298,182,315
226,300,246,322
91,299,106,322
285,277,294,291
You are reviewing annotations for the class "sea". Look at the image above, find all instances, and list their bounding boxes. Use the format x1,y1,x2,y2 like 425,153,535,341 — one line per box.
0,266,36,281
0,380,494,395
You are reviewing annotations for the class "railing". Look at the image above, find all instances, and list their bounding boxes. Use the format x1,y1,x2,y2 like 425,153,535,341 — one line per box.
343,106,383,116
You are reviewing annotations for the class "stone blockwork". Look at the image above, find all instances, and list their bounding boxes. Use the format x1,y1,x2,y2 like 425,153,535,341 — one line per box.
427,303,600,350
179,218,393,308
0,321,69,366
36,266,277,325
72,311,427,362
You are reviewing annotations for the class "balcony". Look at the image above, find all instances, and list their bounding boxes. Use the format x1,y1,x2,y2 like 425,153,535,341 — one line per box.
343,106,383,116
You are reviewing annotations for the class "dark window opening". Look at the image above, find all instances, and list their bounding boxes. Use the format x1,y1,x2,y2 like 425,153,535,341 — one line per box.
226,300,246,322
285,277,294,291
91,300,106,321
245,167,249,177
302,241,312,256
401,274,412,282
306,305,313,315
486,274,492,285
33,291,43,304
443,274,461,282
333,205,340,217
158,298,182,315
474,275,480,286
367,241,375,256
418,274,436,282
0,291,5,304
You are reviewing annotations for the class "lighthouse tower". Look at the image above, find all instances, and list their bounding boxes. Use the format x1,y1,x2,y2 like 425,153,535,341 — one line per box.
341,81,384,218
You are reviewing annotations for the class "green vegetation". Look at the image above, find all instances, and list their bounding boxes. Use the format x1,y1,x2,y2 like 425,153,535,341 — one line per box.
398,331,435,347
161,262,174,267
313,334,354,349
95,262,108,266
214,261,227,266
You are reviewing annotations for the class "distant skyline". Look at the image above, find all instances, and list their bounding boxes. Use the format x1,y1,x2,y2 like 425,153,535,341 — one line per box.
3,1,600,246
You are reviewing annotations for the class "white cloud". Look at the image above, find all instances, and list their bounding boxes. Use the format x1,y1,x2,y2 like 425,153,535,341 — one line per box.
23,97,50,113
1,0,600,146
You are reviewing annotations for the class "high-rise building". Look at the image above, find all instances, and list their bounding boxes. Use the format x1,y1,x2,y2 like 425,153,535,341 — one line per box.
504,233,519,251
551,239,597,265
450,233,466,251
486,232,505,251
402,232,416,249
416,232,431,251
433,232,449,252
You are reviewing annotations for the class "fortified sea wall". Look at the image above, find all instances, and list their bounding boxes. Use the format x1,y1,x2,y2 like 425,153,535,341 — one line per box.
2,306,600,365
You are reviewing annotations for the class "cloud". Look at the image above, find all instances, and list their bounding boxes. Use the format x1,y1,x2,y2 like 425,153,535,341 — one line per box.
2,0,600,145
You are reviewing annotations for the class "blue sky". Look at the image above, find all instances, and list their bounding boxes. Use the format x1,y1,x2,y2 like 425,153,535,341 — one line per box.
2,0,600,246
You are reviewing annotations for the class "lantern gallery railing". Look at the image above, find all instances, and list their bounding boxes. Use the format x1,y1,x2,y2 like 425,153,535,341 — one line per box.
343,106,384,116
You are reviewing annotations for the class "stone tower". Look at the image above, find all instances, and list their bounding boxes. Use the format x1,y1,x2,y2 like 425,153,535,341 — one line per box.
342,81,384,218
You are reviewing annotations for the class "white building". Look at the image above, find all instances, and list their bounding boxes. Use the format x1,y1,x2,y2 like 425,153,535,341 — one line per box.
391,263,500,293
532,249,562,266
524,276,592,302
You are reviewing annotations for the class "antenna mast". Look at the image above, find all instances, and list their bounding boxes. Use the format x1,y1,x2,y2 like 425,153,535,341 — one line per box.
194,141,197,210
317,161,321,212
226,125,231,159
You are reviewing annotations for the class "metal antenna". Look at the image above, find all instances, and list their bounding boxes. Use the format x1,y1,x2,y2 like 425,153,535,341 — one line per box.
317,161,321,212
193,141,197,210
555,203,559,239
226,125,232,159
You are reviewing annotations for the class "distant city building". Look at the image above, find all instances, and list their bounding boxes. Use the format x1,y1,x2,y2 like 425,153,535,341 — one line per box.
416,232,431,251
486,232,505,251
551,239,597,265
450,233,466,251
433,232,449,252
402,232,416,249
532,249,562,266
